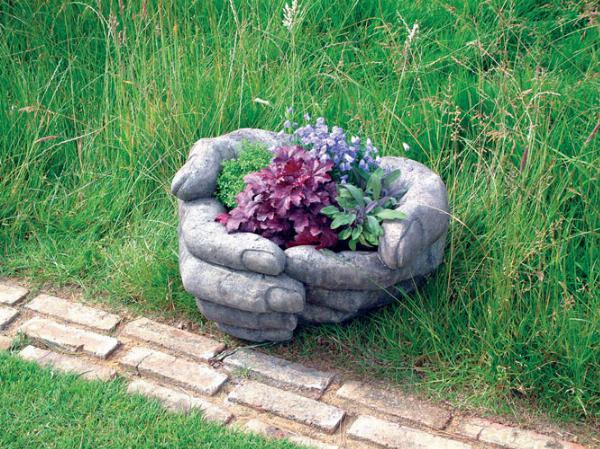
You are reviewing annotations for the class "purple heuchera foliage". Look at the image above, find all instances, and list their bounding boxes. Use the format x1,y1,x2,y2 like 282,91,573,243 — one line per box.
285,116,380,183
216,146,338,249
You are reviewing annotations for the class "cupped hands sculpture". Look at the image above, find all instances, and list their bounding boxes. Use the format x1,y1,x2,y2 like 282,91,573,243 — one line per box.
172,129,449,342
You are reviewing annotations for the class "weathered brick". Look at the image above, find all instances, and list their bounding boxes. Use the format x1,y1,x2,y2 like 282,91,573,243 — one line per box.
348,415,473,449
119,346,227,396
19,317,120,359
19,345,117,381
127,379,232,424
336,381,451,430
0,335,12,351
244,419,343,449
451,417,585,449
25,294,121,332
0,284,28,305
121,318,224,361
0,306,19,330
228,381,345,434
224,349,335,398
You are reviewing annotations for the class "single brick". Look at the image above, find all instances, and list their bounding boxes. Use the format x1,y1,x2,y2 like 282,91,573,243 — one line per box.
336,381,451,430
19,317,120,359
127,379,232,424
0,306,19,330
244,419,343,449
228,381,345,434
0,284,28,305
224,349,335,398
119,346,227,396
19,345,117,381
452,417,585,449
121,318,224,361
348,415,473,449
25,294,121,332
0,335,12,351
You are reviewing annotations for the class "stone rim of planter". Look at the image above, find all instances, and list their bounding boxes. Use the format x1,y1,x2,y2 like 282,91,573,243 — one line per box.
172,128,449,342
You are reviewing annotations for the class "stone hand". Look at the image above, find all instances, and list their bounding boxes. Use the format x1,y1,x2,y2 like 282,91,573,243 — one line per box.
173,130,449,339
171,129,288,202
178,198,305,342
377,156,450,269
173,129,303,341
282,157,449,324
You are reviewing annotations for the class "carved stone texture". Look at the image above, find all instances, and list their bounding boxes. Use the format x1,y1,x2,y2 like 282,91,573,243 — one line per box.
172,129,449,342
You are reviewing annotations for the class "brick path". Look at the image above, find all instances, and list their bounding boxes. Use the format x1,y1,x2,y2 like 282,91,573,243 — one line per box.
0,283,587,449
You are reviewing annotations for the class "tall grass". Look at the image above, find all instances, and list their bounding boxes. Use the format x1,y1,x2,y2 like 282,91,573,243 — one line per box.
1,0,598,425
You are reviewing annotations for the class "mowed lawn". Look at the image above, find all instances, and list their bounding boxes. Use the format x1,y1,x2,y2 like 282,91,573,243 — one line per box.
1,0,598,430
0,352,303,449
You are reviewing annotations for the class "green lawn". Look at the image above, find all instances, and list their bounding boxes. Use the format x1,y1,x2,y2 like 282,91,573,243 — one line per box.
1,0,598,430
0,351,302,449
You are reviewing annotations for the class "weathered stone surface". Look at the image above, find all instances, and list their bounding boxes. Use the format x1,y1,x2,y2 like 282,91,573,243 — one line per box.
348,415,473,449
378,157,449,269
19,345,117,381
244,419,342,449
0,284,28,305
25,294,121,331
127,379,232,424
223,349,335,398
0,335,12,351
0,306,19,330
336,381,451,430
306,287,389,313
19,317,119,359
284,247,408,290
173,129,450,341
197,298,297,331
217,322,294,343
121,317,225,361
172,128,288,201
180,199,286,276
119,346,227,396
451,417,585,449
228,381,345,433
299,304,355,325
180,241,305,314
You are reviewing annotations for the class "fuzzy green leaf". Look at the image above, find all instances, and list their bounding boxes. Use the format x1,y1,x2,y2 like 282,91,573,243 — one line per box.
342,184,365,206
320,205,339,216
375,209,407,221
331,213,356,229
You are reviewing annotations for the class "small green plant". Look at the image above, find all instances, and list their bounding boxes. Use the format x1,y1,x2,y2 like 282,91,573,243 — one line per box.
321,168,406,250
215,141,273,209
9,331,31,352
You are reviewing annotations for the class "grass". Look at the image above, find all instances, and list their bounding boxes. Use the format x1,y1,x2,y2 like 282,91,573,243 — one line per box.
0,0,598,430
0,351,303,449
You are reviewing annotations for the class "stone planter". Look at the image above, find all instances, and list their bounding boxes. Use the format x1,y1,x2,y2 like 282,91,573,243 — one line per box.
171,129,449,342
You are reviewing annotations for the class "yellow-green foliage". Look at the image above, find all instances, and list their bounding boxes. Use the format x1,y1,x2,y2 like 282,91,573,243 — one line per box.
215,141,273,209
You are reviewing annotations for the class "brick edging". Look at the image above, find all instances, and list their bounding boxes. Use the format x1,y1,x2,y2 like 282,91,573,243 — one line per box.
0,282,588,449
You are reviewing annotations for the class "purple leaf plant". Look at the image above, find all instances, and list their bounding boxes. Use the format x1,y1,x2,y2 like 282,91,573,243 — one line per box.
217,145,339,249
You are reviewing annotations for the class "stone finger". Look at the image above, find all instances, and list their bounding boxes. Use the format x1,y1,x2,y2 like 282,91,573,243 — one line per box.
284,246,407,290
298,304,356,324
171,129,289,201
196,298,297,331
378,156,449,269
180,241,304,314
306,288,393,313
180,199,285,276
216,323,294,342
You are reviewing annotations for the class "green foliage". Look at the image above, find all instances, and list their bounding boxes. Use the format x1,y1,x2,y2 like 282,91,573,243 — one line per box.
215,141,273,209
0,0,598,427
0,353,303,449
322,168,405,250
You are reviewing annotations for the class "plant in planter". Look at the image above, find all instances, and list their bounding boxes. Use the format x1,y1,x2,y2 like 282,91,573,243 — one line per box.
171,123,449,342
